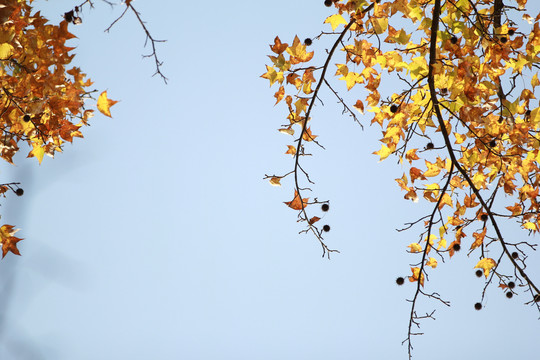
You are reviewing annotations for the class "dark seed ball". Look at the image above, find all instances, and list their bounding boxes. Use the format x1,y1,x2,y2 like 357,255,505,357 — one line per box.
396,277,405,285
474,302,482,310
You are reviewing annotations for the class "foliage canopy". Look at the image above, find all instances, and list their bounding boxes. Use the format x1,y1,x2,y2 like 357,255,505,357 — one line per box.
263,0,540,356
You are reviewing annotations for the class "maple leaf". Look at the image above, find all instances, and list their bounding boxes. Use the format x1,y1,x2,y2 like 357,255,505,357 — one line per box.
270,36,288,54
97,91,118,118
274,86,285,105
426,257,437,268
284,190,308,210
470,228,487,250
474,258,497,278
0,225,22,258
286,36,314,64
302,127,317,142
409,267,424,287
324,14,348,31
353,99,364,114
408,243,422,253
285,145,296,155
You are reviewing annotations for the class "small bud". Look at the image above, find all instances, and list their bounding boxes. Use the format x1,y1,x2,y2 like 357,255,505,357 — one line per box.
390,104,398,113
396,277,405,285
450,35,458,44
322,225,330,232
23,114,30,122
506,292,513,299
508,281,515,289
475,269,483,278
474,302,482,310
508,29,515,36
489,139,496,148
304,38,312,46
480,214,488,222
426,142,434,150
511,252,518,259
453,243,461,252
321,203,329,212
500,36,508,43
324,0,333,7
15,188,23,196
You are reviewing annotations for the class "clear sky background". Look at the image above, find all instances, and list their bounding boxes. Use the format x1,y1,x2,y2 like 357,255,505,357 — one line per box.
0,1,539,359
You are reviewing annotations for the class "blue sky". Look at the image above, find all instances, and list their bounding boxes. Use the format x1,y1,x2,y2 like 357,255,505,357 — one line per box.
0,1,539,359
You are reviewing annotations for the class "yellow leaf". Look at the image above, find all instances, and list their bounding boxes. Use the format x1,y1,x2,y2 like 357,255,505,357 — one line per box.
0,43,13,58
374,144,392,161
372,17,388,34
474,258,497,278
437,237,447,250
426,257,437,268
324,14,348,31
28,144,45,164
97,91,118,118
409,267,424,287
523,221,537,231
408,243,422,253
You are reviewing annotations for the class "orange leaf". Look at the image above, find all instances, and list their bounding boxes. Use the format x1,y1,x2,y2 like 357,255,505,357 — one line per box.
284,190,309,210
302,127,317,142
285,145,296,155
309,216,320,225
470,227,487,250
0,225,22,258
409,267,424,287
97,91,118,118
270,36,288,54
274,86,285,105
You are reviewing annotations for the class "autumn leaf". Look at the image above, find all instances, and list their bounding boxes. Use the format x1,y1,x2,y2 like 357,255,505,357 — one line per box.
426,257,437,268
270,36,288,54
353,99,364,114
0,225,22,258
474,258,497,278
470,228,487,250
97,91,118,118
285,145,296,155
373,144,392,161
284,190,308,210
309,216,320,225
408,243,422,253
269,177,281,186
409,267,424,287
324,14,348,31
302,127,317,142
